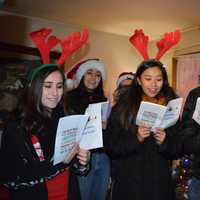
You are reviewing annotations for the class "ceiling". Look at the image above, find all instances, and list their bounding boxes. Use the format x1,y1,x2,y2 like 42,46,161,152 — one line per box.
2,0,200,39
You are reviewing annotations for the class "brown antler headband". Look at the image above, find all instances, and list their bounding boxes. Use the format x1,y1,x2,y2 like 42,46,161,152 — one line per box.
129,29,180,61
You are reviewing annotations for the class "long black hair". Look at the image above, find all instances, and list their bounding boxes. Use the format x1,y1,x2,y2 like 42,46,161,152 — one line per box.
115,59,177,130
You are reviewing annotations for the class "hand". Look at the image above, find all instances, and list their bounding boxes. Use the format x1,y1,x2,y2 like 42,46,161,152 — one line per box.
63,143,79,164
137,125,151,142
153,128,166,145
76,148,91,166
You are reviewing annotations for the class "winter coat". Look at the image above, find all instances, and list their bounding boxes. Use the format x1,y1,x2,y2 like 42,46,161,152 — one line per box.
105,101,182,200
0,106,81,200
67,87,107,114
181,86,200,179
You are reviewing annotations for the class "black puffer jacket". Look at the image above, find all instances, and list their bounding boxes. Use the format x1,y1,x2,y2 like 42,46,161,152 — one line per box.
181,86,200,179
67,87,107,114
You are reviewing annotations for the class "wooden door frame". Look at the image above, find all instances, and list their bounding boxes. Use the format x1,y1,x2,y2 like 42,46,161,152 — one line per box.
172,57,178,90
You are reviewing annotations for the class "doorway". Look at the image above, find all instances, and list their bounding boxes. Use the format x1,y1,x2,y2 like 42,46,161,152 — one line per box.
173,53,200,110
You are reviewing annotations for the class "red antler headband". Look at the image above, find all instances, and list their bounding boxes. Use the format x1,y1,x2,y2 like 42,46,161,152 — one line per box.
129,29,180,61
30,27,89,65
29,27,88,82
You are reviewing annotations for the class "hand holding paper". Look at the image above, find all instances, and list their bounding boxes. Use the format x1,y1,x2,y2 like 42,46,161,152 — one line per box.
63,142,79,164
63,144,91,166
53,102,110,166
53,115,89,165
137,125,151,142
136,98,183,131
76,148,91,166
153,128,166,145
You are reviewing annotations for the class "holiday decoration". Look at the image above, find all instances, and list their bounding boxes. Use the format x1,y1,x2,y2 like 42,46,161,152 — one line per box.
129,29,181,61
172,156,193,200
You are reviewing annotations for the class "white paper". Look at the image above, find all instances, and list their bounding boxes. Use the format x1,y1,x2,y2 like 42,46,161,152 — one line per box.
136,97,183,131
192,97,200,125
53,115,89,165
136,101,166,131
159,98,183,129
80,103,103,150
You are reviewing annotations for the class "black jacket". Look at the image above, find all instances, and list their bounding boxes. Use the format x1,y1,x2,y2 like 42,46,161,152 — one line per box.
67,87,107,114
105,100,182,200
181,86,200,179
0,106,81,200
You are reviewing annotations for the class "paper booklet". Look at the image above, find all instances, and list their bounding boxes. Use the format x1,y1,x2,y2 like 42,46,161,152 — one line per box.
192,97,200,125
80,102,105,150
53,115,89,165
53,101,111,165
136,97,183,131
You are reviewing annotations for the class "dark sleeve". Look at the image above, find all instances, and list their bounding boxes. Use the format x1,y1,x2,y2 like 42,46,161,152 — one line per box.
158,120,184,159
104,107,141,159
69,157,90,176
181,89,200,154
68,168,81,200
0,122,18,183
0,121,70,189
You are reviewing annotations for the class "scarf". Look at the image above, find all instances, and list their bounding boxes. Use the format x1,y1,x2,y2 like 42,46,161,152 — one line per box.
142,94,167,106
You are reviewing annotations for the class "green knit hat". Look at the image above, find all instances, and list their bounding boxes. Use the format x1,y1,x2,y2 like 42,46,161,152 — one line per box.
28,63,59,84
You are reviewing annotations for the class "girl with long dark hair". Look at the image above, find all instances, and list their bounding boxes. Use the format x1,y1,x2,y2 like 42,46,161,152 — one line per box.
66,59,110,200
105,59,182,200
0,64,90,200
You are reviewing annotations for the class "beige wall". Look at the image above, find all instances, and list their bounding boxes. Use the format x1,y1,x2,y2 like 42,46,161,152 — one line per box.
147,27,200,85
174,28,200,56
0,11,142,95
1,11,199,96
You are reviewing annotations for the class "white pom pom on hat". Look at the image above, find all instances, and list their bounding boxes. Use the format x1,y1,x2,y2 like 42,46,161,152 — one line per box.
65,59,106,90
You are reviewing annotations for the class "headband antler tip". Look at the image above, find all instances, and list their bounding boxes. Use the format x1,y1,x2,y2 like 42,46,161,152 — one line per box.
129,29,150,60
29,27,89,66
155,29,181,60
129,28,181,61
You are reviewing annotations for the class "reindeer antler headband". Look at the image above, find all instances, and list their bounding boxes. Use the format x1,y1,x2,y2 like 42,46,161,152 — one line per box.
129,29,180,61
29,27,89,82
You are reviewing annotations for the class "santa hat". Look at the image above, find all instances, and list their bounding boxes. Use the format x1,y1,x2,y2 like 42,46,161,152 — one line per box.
66,59,106,90
116,72,135,87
